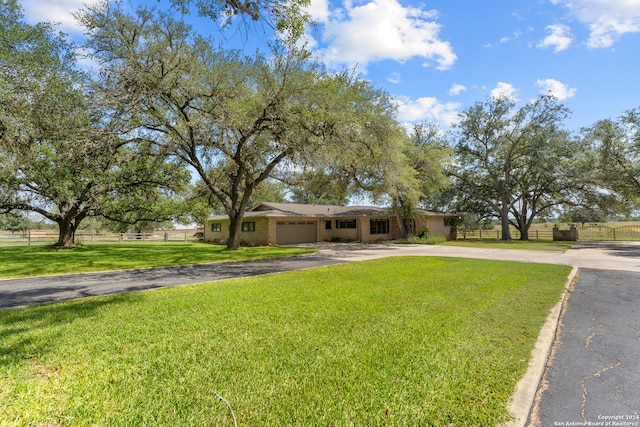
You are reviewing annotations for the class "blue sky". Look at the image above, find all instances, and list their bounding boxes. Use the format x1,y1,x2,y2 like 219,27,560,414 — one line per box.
19,0,640,130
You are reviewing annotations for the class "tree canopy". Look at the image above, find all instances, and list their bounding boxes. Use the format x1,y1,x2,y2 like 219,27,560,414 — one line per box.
0,0,189,246
448,95,596,240
80,2,404,249
166,0,311,38
585,108,640,209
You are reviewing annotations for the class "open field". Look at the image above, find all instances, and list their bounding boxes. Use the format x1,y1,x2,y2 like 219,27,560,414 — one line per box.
0,257,571,426
0,242,315,279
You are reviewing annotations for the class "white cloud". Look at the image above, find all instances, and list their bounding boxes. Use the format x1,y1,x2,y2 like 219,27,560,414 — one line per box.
537,24,572,52
490,82,519,101
448,83,466,96
395,96,460,127
484,29,528,48
536,78,577,100
552,0,640,48
307,0,332,24
499,30,522,44
308,0,456,71
387,72,402,84
20,0,100,32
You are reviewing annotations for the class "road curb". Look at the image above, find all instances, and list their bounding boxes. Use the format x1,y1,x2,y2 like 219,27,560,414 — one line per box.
503,266,579,427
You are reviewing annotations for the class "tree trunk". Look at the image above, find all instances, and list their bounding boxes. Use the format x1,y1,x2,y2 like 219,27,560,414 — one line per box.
56,217,79,247
499,207,511,240
517,216,530,240
392,203,409,239
226,211,244,250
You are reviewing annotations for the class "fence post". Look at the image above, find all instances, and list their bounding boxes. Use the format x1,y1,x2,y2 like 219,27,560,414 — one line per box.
28,230,31,246
613,228,616,241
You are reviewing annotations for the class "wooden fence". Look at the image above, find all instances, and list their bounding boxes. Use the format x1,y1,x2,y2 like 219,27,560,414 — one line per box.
0,230,201,246
458,225,640,241
578,225,640,240
458,229,553,240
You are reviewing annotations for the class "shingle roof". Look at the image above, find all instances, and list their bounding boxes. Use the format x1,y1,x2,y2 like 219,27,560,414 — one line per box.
250,202,392,217
207,202,456,221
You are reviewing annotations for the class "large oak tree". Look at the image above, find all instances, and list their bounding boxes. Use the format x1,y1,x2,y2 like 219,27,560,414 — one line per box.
448,95,594,240
0,0,189,246
80,2,404,249
585,107,640,209
389,122,452,236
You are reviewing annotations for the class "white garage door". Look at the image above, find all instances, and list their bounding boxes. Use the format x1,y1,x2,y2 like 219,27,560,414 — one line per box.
276,221,317,245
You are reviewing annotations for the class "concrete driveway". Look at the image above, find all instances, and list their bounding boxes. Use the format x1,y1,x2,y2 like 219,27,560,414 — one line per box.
305,240,640,272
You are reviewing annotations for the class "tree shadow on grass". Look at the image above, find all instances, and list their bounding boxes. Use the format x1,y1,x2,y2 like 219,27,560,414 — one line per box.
0,293,141,369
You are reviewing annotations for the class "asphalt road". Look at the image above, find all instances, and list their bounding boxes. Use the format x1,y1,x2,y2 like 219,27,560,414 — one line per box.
527,267,640,426
0,253,344,309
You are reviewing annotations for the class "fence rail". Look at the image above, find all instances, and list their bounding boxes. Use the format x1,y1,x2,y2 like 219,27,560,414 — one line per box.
0,230,200,246
458,225,640,241
458,229,553,240
578,225,640,240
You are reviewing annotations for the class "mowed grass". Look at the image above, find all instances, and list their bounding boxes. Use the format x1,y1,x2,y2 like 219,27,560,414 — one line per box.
443,238,575,252
0,242,315,278
0,257,571,426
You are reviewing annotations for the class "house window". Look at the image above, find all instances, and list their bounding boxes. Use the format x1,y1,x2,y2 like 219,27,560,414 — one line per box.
211,223,222,232
325,220,332,230
370,219,389,234
336,219,356,229
242,221,256,232
444,217,457,227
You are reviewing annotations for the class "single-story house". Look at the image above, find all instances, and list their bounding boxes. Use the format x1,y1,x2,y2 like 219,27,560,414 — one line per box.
204,202,458,246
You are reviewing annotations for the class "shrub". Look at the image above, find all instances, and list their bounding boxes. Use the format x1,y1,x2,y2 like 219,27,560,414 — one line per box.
396,235,446,245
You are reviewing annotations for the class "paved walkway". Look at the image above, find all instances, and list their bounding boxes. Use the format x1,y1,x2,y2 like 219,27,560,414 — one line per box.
1,241,639,425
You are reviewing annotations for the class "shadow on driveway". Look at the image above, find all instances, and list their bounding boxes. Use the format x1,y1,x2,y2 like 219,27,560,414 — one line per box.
0,254,344,309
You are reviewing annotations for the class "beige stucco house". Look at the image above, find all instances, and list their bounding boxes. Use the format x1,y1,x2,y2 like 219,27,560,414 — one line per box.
204,202,458,246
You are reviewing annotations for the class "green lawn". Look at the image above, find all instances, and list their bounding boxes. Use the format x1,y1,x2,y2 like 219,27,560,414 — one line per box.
443,238,575,252
0,242,315,278
0,257,571,426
